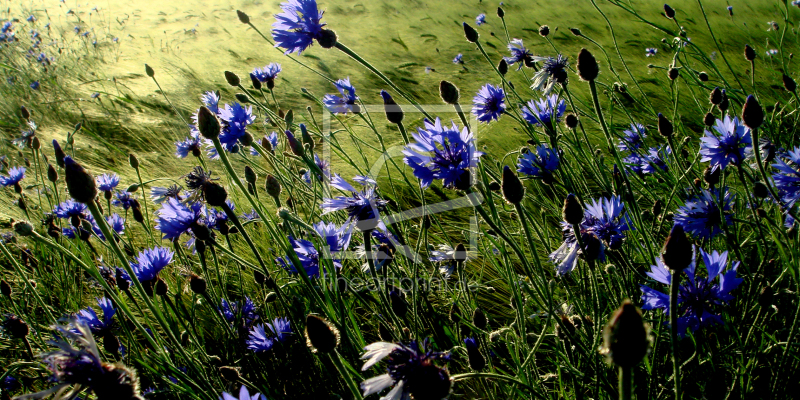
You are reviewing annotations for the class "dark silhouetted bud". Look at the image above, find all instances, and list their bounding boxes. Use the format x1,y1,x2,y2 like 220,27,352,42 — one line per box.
698,71,709,82
440,81,460,104
744,44,756,62
31,137,41,150
662,224,693,270
127,154,139,170
286,130,304,157
756,208,767,218
488,181,501,191
317,29,338,48
265,174,282,202
244,166,257,185
145,64,154,77
453,169,472,191
668,68,679,80
582,233,603,259
155,278,168,296
501,166,524,204
16,197,26,212
742,95,763,130
2,315,29,339
195,237,207,254
704,112,716,127
379,323,392,342
380,90,404,124
132,206,144,224
657,113,673,137
103,333,120,356
197,106,221,140
219,366,240,382
497,7,504,18
463,22,479,43
203,182,228,208
46,164,58,183
53,140,66,168
224,71,240,87
703,166,720,186
189,274,207,295
454,243,468,263
600,300,649,368
0,280,10,297
570,27,582,36
719,91,730,113
300,124,314,153
753,181,769,199
664,4,675,19
539,25,550,37
116,270,130,291
250,73,262,90
465,338,485,370
236,10,250,24
20,105,30,120
783,74,797,92
389,287,407,318
758,286,773,309
652,200,663,217
235,93,250,104
450,303,461,323
305,314,339,353
577,48,599,81
265,292,278,303
261,137,274,153
472,308,488,330
565,113,579,128
710,87,723,105
563,194,584,225
64,157,97,203
284,109,294,127
498,59,508,76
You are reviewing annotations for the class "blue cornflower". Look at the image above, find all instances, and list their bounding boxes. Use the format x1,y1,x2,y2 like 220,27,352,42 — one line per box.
251,63,282,83
504,39,533,70
150,185,184,204
175,132,207,158
646,48,657,57
360,339,451,400
112,190,136,210
312,220,354,253
155,198,204,240
0,166,25,187
476,13,486,25
130,247,173,283
640,247,742,337
699,115,751,172
220,297,258,325
246,317,292,353
472,84,506,123
617,123,647,152
530,55,569,94
322,175,388,231
92,214,125,241
272,0,326,55
53,199,88,219
452,53,463,64
674,187,734,240
30,81,39,90
766,49,778,57
772,146,800,208
303,154,331,183
640,146,671,175
403,118,483,190
268,317,292,342
549,196,632,275
278,236,341,277
218,103,256,152
200,91,220,114
521,94,566,129
2,375,20,392
240,210,259,222
220,386,267,400
517,144,560,182
96,173,120,192
323,77,359,114
13,121,36,149
27,15,36,22
74,297,116,336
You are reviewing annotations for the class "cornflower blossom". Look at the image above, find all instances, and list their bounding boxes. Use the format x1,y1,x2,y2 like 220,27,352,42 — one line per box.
699,116,751,172
96,173,120,193
529,55,569,94
476,13,486,25
452,53,463,64
403,118,483,189
303,154,331,184
74,297,116,336
323,77,359,114
246,317,292,353
0,167,25,188
130,247,173,285
472,84,506,123
150,185,184,204
278,235,342,278
91,214,125,241
772,146,800,208
53,199,88,219
155,198,204,240
645,48,657,57
617,123,647,152
272,0,326,55
112,190,136,210
674,187,734,240
250,132,279,156
250,63,282,83
517,144,560,182
640,247,742,337
218,103,256,152
504,39,533,70
220,386,267,400
175,132,207,158
220,297,258,325
322,175,388,231
360,340,451,400
640,146,671,175
521,94,566,129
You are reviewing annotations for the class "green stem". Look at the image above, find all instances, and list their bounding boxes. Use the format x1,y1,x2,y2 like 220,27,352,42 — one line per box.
669,270,681,400
619,366,632,400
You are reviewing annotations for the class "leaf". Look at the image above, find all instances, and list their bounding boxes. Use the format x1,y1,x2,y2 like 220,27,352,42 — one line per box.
391,37,409,52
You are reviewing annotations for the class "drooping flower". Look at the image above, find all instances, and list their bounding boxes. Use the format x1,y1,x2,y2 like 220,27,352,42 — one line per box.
74,297,116,336
403,118,483,189
617,123,647,152
53,199,88,219
155,198,204,240
130,247,173,284
360,340,451,400
640,247,742,337
472,84,506,123
521,94,566,129
529,55,569,94
112,190,136,210
699,116,752,172
504,39,533,70
150,185,184,204
645,48,657,57
322,175,388,231
251,63,282,83
0,166,25,187
517,144,559,182
452,53,463,64
218,103,256,152
674,187,734,240
220,386,266,400
323,77,359,114
220,297,258,325
272,0,326,55
772,146,800,208
96,173,120,192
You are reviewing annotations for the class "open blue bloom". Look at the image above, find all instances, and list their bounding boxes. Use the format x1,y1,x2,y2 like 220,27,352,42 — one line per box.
278,236,341,277
92,214,125,241
699,116,751,172
772,146,800,208
268,317,292,342
617,123,646,152
272,0,325,55
403,118,483,189
219,103,256,152
517,144,559,181
112,190,136,210
530,55,569,94
240,210,259,222
323,77,359,114
640,146,671,175
360,339,451,400
640,247,742,337
150,185,184,204
53,199,88,219
74,297,116,336
645,48,657,57
220,297,258,325
199,91,220,114
322,175,388,231
475,13,486,25
504,39,533,70
130,247,173,283
251,132,280,156
220,386,267,400
312,220,354,253
472,84,506,123
246,324,275,352
550,196,632,275
176,132,207,158
674,187,734,240
521,94,565,128
0,166,25,187
251,63,282,83
303,154,331,184
155,198,204,240
452,54,463,64
96,173,119,192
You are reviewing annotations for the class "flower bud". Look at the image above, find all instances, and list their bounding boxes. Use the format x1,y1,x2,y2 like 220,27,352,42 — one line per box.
380,90,404,124
235,93,250,104
600,300,649,368
501,166,524,205
698,71,709,82
127,153,139,170
783,74,797,93
305,314,340,353
20,105,30,120
668,67,679,80
53,140,66,168
758,286,774,309
189,274,207,295
46,163,58,183
284,109,294,127
718,90,729,113
64,157,97,204
250,73,262,90
440,80,460,104
317,29,338,48
577,48,599,81
2,315,29,339
753,181,769,199
464,338,486,370
488,181,500,191
286,130,304,157
219,366,240,382
742,95,763,130
197,106,221,140
103,333,120,356
657,113,673,137
463,22,479,43
155,278,168,296
224,71,240,87
562,194,584,225
539,25,550,37
703,166,720,187
236,10,250,24
265,291,278,303
389,287,407,318
744,44,756,62
703,112,716,127
497,7,504,18
145,64,154,77
265,174,282,202
472,308,487,330
662,224,693,270
132,206,145,224
652,199,663,217
497,58,509,76
565,113,579,129
244,166,257,185
300,124,314,153
0,280,10,297
664,4,675,19
203,182,228,208
454,243,468,263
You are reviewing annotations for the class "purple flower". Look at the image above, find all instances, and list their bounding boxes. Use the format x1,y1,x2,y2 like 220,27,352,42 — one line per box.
251,63,282,83
323,77,359,114
130,247,173,283
112,190,136,210
272,0,326,55
96,173,120,192
521,94,565,128
322,175,388,231
452,53,463,64
220,297,258,325
155,198,204,240
74,297,116,336
645,48,657,57
617,123,647,152
772,146,800,208
517,144,559,181
504,39,533,70
220,386,267,400
472,83,506,123
0,167,25,187
530,55,569,94
674,187,734,240
699,115,751,172
475,13,486,25
218,103,256,152
360,340,451,400
53,199,88,219
403,118,483,189
176,132,207,158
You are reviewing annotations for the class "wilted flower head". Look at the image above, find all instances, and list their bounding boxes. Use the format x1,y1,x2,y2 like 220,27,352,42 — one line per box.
403,118,483,189
699,115,751,172
517,144,559,182
674,187,734,240
472,83,506,123
360,339,451,400
323,77,359,114
272,0,326,55
772,146,800,208
521,94,566,129
504,39,534,70
530,55,569,94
